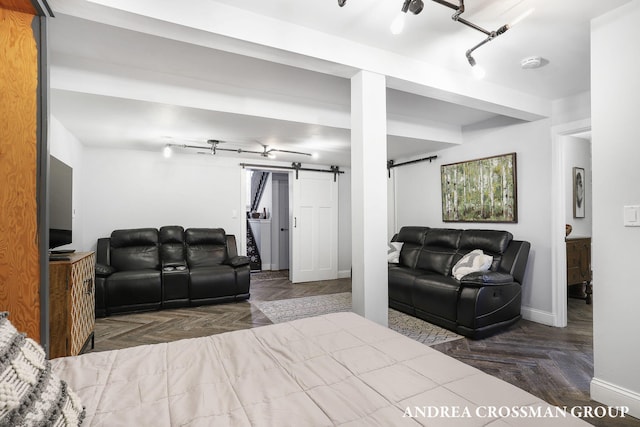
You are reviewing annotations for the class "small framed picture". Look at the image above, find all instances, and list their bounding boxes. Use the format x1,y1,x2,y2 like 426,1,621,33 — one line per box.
573,167,585,218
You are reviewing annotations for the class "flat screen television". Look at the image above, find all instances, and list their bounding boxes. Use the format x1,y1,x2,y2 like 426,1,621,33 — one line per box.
49,155,73,249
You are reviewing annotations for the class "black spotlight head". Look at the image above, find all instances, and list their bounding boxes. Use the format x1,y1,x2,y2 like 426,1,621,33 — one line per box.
338,0,347,7
466,54,476,67
409,0,424,14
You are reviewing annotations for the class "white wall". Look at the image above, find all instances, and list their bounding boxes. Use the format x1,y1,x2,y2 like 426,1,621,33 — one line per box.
50,127,354,273
78,147,245,251
49,116,85,251
563,136,592,238
552,91,591,126
392,118,555,319
590,2,640,417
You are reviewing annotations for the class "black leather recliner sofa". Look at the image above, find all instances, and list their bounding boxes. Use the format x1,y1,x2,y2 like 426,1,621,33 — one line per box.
388,226,530,339
94,226,250,317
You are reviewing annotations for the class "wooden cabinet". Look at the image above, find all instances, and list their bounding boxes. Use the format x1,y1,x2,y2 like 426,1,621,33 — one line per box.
566,237,592,304
49,252,96,358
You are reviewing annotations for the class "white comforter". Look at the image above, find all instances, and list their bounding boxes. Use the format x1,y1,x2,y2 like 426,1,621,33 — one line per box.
51,312,588,426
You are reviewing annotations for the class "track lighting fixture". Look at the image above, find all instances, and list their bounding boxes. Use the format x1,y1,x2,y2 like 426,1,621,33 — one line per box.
390,0,424,35
409,0,424,14
339,0,533,74
462,6,532,74
163,139,314,159
434,0,532,71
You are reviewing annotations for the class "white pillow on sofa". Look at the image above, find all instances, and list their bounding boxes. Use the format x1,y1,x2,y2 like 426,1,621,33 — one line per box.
0,312,85,426
388,242,404,263
452,249,493,280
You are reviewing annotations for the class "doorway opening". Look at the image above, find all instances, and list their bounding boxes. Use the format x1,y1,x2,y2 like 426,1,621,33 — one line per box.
245,169,290,273
552,119,592,328
562,131,593,308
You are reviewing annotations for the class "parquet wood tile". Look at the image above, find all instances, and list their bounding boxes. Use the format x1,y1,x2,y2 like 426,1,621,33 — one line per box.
431,299,639,426
91,275,638,426
92,274,351,352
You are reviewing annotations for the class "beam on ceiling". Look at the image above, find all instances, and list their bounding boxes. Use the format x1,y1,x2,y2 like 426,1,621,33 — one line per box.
52,0,551,122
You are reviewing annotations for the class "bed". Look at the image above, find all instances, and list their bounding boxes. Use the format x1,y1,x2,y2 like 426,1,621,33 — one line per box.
50,312,589,426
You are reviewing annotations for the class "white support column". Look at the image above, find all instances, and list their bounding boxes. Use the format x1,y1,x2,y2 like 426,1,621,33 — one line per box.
351,70,389,327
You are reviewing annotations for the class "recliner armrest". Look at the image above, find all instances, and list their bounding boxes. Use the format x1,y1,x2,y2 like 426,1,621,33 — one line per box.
226,256,250,268
460,271,515,286
95,263,116,278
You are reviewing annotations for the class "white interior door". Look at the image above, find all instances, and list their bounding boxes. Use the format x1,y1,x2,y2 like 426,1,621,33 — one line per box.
291,171,338,283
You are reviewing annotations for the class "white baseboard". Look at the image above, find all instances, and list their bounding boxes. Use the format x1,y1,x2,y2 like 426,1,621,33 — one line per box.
520,306,556,326
338,269,351,279
591,378,640,419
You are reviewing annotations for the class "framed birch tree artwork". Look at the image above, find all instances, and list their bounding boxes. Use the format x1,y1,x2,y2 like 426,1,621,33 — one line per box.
441,152,518,223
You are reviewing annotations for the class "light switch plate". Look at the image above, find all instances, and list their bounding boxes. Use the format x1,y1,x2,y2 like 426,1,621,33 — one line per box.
624,206,640,226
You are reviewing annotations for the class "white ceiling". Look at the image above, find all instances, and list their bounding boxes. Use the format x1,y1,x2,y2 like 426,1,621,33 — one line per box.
210,0,620,99
47,0,630,167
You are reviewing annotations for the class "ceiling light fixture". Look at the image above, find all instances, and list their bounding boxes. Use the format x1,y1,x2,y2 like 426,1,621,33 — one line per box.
163,139,314,159
340,0,533,74
463,5,534,73
432,0,534,72
390,0,424,35
163,145,172,158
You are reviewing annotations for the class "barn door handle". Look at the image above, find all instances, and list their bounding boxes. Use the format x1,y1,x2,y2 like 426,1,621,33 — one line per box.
294,217,297,228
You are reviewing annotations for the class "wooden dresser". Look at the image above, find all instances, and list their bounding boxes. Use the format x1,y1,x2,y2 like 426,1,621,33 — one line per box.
49,251,96,358
566,237,592,304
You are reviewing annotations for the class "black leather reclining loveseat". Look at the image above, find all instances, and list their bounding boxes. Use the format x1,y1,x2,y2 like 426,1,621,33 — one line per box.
94,226,250,317
388,227,530,339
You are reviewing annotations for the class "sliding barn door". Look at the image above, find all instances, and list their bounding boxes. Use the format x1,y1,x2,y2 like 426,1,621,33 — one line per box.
291,171,338,283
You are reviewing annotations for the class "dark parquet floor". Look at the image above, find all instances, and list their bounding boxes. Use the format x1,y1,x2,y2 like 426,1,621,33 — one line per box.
432,298,638,427
92,273,638,426
92,271,350,352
